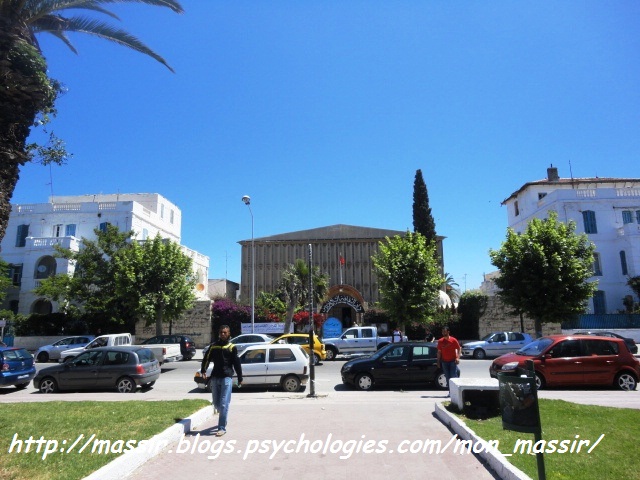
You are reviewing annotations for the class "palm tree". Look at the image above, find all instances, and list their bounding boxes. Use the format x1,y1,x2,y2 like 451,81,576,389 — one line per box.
0,0,183,244
279,259,329,335
444,272,461,303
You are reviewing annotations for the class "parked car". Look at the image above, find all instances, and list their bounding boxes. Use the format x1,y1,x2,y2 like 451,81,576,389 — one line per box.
489,335,640,391
228,333,274,354
0,347,36,390
34,346,160,393
59,333,132,363
270,333,326,365
141,334,196,360
195,343,309,393
341,341,447,391
462,331,533,359
35,335,94,363
573,331,638,355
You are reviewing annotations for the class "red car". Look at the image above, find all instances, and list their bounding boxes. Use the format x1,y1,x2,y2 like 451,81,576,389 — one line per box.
489,335,640,391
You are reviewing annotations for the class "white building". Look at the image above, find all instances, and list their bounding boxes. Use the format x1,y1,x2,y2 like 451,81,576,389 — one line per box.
501,166,640,314
0,193,209,315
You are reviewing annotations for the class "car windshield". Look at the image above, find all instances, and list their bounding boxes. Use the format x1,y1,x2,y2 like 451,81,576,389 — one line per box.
516,338,553,355
480,333,495,341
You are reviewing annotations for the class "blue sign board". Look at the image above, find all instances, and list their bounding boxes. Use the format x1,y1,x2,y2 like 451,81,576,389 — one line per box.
322,317,343,339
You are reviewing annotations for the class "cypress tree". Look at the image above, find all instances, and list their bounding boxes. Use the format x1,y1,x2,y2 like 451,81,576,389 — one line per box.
412,169,437,244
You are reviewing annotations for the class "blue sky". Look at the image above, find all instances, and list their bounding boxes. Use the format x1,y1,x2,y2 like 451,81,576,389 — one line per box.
12,2,640,290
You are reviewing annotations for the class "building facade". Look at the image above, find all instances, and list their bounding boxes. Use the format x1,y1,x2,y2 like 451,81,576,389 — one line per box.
239,224,445,328
501,166,640,314
1,193,209,315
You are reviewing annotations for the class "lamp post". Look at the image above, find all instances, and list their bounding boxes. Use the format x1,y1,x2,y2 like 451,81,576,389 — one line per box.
242,195,255,334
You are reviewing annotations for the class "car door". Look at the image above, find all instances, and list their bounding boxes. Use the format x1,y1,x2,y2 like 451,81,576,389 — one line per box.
339,328,360,354
266,346,297,386
373,345,410,385
49,337,74,358
57,351,104,390
579,339,621,386
240,348,268,385
487,333,508,356
506,333,529,354
95,350,130,387
538,340,585,386
406,345,439,384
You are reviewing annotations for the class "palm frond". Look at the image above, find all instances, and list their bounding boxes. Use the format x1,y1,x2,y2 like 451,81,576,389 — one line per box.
32,15,175,71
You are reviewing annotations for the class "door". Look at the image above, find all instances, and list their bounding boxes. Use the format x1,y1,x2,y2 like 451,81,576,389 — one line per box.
241,348,268,385
57,351,104,390
374,345,410,385
406,345,439,384
266,347,296,386
538,340,585,386
95,350,130,388
579,339,621,386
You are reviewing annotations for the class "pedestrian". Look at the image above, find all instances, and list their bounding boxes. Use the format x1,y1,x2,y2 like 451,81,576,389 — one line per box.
392,327,403,343
436,326,461,391
200,325,243,436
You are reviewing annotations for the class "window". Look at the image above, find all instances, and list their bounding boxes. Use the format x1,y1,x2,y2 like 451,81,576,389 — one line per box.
52,224,62,237
637,210,640,224
361,328,373,338
538,192,547,200
551,340,583,358
160,204,165,219
99,222,110,233
622,210,633,224
509,333,525,341
242,349,266,364
8,264,22,286
582,210,597,234
269,348,296,363
142,228,149,240
514,201,520,217
65,224,76,236
584,340,618,356
15,224,29,247
592,253,602,276
412,346,436,360
170,209,174,224
620,251,628,276
593,291,607,315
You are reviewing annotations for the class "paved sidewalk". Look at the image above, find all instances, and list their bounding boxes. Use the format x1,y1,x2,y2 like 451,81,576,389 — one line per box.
125,391,500,480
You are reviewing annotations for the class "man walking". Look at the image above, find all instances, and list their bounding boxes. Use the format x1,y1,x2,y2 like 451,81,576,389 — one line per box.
436,326,460,391
200,325,242,436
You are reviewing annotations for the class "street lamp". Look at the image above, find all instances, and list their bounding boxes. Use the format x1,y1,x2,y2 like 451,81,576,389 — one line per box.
242,195,255,334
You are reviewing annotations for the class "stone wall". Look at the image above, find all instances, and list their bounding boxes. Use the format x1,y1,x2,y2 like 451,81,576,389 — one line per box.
478,297,562,338
135,300,212,348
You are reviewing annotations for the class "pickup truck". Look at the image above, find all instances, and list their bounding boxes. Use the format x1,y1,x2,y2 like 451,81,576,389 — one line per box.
59,333,182,365
322,326,408,360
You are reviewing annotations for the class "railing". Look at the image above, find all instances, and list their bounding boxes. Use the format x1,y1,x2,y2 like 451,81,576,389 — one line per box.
561,314,640,329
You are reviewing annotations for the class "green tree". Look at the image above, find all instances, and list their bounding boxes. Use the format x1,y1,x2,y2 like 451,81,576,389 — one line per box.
115,234,196,336
34,225,136,328
456,290,488,340
256,291,287,321
0,0,183,244
444,272,461,303
278,259,329,335
372,231,444,330
412,169,437,244
0,259,12,305
489,211,597,337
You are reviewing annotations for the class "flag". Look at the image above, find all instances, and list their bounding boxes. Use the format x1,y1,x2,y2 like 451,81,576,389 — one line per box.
339,255,345,265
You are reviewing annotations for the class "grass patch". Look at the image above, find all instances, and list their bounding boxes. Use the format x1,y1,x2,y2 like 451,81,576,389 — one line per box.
453,399,640,480
0,400,210,480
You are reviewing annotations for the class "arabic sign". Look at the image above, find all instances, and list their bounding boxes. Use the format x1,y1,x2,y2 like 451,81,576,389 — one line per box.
320,294,364,314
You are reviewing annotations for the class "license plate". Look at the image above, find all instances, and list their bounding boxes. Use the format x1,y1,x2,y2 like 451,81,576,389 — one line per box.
17,375,28,379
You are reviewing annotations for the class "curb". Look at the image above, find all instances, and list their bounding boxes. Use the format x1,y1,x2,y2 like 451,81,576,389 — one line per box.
434,402,532,480
82,405,213,480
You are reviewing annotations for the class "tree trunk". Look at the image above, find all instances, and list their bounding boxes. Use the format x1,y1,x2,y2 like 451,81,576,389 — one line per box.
534,317,543,338
155,308,164,336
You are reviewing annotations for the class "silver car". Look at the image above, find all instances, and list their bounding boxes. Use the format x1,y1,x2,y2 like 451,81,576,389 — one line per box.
35,336,94,363
462,331,533,359
229,333,274,354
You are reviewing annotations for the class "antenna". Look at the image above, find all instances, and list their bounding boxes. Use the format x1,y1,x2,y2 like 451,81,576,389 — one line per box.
47,164,54,202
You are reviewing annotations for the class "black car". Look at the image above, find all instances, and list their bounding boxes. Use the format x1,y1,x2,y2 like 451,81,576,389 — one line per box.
34,346,160,393
573,331,638,355
341,341,447,391
142,334,197,360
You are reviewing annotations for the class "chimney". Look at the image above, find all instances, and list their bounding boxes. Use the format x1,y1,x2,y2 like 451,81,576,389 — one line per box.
547,165,559,182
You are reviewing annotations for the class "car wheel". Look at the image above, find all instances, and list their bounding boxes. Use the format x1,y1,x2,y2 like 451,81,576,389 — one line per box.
534,372,545,390
436,371,448,390
312,353,320,366
282,375,301,392
15,382,29,390
39,377,58,394
355,373,374,391
325,347,337,361
615,372,637,391
37,351,49,363
116,376,136,393
473,349,486,360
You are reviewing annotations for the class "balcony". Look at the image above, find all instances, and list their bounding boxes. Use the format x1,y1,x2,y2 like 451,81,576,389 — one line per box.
25,236,80,251
617,223,640,237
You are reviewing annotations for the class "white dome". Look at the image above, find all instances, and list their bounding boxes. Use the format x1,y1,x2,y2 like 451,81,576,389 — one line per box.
438,290,452,307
